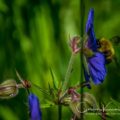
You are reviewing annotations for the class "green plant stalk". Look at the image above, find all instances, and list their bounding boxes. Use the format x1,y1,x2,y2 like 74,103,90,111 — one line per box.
80,0,85,119
59,53,75,120
58,105,62,120
62,53,75,91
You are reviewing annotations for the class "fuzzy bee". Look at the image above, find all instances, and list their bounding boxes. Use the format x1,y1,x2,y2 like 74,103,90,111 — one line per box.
97,38,115,64
97,36,120,66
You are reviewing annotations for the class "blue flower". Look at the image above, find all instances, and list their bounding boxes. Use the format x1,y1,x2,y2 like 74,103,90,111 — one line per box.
84,8,107,85
28,93,42,120
86,8,97,52
87,52,106,84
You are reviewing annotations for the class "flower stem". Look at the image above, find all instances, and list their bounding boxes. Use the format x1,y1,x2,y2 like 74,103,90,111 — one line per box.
62,53,75,91
58,105,62,120
17,83,24,88
80,0,85,119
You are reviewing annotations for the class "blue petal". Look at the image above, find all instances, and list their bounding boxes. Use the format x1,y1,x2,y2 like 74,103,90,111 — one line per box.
86,8,97,51
28,93,42,120
88,52,107,84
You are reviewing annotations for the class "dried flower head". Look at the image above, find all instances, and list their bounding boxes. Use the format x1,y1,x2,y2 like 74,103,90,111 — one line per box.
70,36,81,54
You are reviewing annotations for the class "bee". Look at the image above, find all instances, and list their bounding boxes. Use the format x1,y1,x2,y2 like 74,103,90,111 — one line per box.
97,38,115,64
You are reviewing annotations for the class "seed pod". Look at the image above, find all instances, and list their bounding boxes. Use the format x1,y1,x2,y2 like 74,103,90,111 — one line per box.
0,80,18,99
69,93,98,118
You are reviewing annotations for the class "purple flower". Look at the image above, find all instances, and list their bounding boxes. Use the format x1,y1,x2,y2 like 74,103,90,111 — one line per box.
86,8,97,52
28,93,42,120
87,52,106,84
84,8,107,85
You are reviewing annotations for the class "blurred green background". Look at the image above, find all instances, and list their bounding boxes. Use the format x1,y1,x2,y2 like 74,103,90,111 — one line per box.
0,0,120,120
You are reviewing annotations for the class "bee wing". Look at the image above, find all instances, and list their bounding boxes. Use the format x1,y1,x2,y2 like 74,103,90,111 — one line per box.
113,55,120,68
110,36,120,45
110,36,120,67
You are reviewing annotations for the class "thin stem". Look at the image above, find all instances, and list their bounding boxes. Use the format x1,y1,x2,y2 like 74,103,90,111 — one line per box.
58,105,62,120
59,53,75,120
17,84,30,94
62,53,75,91
80,0,85,119
17,83,24,88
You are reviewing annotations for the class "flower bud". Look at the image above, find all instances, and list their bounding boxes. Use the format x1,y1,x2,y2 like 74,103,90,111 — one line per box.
0,80,18,99
28,93,42,120
70,36,81,54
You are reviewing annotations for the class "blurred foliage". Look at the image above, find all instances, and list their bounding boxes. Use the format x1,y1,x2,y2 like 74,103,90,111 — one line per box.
0,0,120,120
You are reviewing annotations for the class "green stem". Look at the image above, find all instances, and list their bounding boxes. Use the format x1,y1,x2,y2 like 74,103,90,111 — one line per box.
17,83,24,88
58,105,62,120
80,0,85,119
62,53,75,91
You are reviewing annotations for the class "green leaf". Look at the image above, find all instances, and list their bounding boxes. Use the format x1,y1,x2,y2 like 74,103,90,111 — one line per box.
41,103,55,108
49,67,58,90
41,99,55,108
108,98,120,109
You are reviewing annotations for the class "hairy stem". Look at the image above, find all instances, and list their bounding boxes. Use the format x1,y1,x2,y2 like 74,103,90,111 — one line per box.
62,53,75,91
